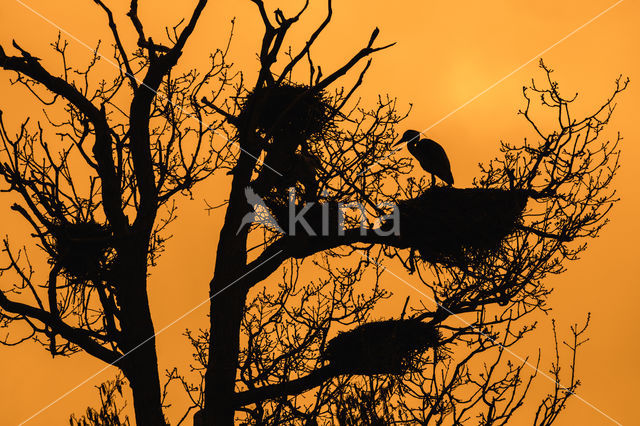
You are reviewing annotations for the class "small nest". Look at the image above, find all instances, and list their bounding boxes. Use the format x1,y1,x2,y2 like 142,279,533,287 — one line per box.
323,320,439,375
51,221,112,281
242,84,330,139
383,187,528,263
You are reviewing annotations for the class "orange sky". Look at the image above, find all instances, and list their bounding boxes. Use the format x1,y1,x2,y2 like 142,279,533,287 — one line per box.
1,1,638,425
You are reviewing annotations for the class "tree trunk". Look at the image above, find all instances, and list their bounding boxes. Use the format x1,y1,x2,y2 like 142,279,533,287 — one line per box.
204,147,261,425
127,352,166,426
116,243,167,426
203,206,251,424
205,284,248,425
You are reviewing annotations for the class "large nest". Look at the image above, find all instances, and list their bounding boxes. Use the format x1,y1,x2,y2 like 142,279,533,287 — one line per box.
383,187,529,263
242,84,330,139
51,221,112,281
323,320,439,375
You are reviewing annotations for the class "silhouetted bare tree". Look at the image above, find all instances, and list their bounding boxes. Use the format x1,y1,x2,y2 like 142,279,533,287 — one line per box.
0,1,231,424
0,1,627,425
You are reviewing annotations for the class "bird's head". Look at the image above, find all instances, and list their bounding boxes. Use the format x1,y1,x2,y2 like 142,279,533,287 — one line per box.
393,129,421,147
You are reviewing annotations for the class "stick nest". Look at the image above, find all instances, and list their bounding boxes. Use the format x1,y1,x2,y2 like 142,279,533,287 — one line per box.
51,220,112,281
385,187,529,263
242,84,331,139
323,319,439,375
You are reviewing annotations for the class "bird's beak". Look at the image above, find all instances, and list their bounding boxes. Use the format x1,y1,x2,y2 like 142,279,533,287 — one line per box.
393,138,406,147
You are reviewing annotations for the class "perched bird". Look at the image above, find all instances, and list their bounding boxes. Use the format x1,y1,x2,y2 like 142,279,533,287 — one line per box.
394,130,454,186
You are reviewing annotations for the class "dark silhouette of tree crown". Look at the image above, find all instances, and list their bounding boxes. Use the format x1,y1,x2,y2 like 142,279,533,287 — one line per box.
0,0,628,425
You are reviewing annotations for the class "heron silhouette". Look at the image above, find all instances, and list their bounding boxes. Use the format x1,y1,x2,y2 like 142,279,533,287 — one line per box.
394,130,454,187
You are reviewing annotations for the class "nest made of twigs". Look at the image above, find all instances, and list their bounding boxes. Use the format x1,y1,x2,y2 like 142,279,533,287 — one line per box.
51,220,112,281
383,187,529,263
323,319,439,375
242,83,330,138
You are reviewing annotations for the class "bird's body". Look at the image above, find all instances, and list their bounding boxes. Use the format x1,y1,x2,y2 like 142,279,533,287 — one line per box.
407,139,454,186
395,130,454,186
